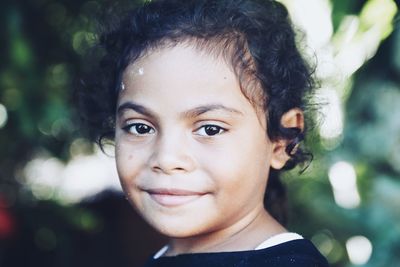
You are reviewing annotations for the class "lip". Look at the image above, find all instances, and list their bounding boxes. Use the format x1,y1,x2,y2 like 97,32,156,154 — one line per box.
145,188,207,207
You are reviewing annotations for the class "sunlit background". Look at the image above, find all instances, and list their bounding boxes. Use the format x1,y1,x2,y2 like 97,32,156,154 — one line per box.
1,0,399,266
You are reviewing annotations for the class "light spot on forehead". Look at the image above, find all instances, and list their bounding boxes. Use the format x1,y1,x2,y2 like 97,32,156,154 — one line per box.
120,65,146,95
125,65,145,77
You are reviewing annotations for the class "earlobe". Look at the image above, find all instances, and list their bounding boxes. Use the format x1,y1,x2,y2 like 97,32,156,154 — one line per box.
270,140,291,169
270,108,304,170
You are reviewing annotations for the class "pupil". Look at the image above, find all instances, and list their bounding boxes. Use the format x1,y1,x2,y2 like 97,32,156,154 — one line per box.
205,125,219,135
136,124,150,134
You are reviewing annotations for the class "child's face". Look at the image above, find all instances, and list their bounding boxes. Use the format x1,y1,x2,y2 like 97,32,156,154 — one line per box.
115,44,280,238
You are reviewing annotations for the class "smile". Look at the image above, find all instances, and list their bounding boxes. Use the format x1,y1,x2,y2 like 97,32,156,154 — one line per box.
145,188,207,207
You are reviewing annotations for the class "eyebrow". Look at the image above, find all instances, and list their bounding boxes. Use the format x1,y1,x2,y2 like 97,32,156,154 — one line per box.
117,102,155,118
180,104,244,119
116,101,244,119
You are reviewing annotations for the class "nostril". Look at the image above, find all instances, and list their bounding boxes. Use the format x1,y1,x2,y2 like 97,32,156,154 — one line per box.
149,139,195,174
152,166,162,172
151,165,186,174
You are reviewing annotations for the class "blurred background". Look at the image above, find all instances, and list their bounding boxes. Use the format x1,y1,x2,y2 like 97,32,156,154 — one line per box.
0,0,399,266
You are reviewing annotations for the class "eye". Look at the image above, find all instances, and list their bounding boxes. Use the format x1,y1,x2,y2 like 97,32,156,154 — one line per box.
195,125,226,136
123,123,155,135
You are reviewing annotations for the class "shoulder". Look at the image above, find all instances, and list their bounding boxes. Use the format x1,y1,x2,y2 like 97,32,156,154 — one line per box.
256,239,330,266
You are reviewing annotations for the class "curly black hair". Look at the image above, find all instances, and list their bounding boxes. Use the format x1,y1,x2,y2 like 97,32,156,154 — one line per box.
77,0,316,225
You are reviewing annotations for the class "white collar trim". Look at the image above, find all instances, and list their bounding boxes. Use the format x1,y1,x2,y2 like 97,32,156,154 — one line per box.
255,232,303,250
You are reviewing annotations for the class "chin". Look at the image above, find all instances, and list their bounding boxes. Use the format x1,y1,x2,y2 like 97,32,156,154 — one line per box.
148,218,209,239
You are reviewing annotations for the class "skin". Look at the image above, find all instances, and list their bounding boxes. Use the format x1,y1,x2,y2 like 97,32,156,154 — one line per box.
115,43,303,256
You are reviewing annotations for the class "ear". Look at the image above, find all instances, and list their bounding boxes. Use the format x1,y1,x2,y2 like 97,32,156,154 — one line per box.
270,108,304,170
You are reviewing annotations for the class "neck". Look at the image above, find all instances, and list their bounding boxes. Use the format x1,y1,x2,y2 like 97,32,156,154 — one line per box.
165,206,286,256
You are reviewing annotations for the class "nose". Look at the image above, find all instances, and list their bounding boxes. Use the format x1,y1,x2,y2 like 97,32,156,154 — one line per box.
149,131,195,175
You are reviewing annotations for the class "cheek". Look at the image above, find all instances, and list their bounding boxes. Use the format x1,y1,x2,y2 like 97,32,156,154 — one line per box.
115,141,143,184
198,133,271,194
115,142,148,210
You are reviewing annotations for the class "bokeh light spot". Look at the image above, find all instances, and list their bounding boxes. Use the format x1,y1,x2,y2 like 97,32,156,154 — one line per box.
312,230,344,264
31,183,54,200
79,211,102,233
69,138,93,157
312,231,334,257
328,161,361,208
72,31,96,55
23,150,121,204
46,63,70,88
51,118,72,138
316,88,344,141
346,235,373,265
0,103,8,128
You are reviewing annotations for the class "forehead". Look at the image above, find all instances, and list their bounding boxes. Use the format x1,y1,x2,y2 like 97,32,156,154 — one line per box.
121,43,235,96
119,44,262,116
123,41,232,79
121,41,265,108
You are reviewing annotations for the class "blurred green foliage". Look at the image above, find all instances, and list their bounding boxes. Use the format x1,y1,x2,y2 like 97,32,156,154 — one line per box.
0,0,399,266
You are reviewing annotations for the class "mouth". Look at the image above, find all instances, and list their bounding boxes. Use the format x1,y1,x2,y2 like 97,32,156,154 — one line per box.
144,188,207,207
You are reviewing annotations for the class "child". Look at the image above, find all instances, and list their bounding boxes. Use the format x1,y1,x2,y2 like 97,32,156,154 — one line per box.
79,0,329,266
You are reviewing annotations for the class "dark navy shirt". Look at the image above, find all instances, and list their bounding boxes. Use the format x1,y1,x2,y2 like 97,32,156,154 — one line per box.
143,239,329,267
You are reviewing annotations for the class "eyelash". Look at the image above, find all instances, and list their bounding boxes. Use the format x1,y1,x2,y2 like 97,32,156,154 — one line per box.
194,124,226,136
121,122,227,137
122,123,155,136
